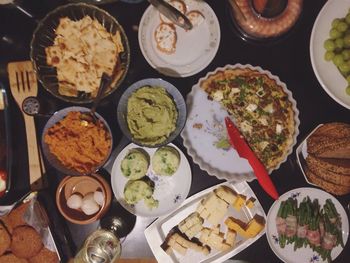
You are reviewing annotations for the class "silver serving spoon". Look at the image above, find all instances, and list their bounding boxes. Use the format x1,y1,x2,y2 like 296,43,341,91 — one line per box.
80,73,111,124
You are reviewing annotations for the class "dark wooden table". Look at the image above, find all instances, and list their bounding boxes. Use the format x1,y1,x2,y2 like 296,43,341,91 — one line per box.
0,0,349,262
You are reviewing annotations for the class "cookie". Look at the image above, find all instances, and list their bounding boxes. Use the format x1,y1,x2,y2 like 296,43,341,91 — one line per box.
11,226,43,259
29,247,59,263
0,254,28,263
0,224,11,256
7,202,29,229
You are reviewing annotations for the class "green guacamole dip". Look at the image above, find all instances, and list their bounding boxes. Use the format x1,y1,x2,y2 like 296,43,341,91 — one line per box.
127,86,178,145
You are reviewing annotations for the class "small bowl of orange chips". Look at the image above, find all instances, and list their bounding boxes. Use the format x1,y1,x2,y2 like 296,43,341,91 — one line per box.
41,106,113,175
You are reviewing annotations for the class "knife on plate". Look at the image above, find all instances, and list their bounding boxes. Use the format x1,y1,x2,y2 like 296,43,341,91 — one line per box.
148,0,193,30
225,117,279,200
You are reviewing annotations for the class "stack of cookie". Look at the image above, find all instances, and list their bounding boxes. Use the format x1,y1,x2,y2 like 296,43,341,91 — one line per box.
305,122,350,195
0,202,59,263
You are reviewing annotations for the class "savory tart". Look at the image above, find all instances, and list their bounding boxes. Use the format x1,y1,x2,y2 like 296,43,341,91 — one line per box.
200,66,296,170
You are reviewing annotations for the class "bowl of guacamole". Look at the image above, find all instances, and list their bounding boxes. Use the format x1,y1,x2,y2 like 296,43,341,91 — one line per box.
117,78,186,147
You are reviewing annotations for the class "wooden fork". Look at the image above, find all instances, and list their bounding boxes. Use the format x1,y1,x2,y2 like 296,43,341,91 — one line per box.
7,61,44,190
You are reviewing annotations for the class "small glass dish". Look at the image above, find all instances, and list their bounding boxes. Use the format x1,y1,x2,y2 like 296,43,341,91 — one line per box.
41,106,113,176
30,3,130,104
117,78,187,148
228,0,303,42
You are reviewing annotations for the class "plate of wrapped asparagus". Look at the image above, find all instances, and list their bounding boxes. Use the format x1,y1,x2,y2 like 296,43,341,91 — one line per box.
266,187,348,263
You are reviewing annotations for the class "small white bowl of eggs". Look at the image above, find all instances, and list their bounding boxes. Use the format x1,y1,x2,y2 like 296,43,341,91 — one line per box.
56,174,112,225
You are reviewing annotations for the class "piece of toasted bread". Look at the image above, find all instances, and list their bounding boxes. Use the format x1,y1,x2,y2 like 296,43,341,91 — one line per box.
307,122,350,159
154,23,177,54
159,0,187,24
186,10,205,28
316,142,350,159
305,168,350,195
308,137,350,159
312,122,350,138
306,155,350,175
306,156,350,187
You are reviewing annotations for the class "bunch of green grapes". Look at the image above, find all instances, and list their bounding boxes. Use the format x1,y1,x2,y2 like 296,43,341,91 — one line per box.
324,11,350,95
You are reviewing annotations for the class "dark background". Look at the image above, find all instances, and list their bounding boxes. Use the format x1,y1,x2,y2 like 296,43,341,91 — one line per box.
0,0,349,262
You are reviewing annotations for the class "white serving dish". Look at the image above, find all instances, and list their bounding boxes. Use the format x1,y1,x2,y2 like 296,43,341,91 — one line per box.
144,181,266,263
181,64,300,182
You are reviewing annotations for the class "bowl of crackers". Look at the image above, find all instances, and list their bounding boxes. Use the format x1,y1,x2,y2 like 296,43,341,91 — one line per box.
30,3,130,104
41,106,113,176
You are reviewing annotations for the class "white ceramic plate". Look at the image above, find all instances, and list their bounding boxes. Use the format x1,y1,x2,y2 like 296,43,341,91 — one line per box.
266,187,349,263
138,0,220,77
295,124,324,187
310,0,350,109
110,143,192,217
181,64,300,182
144,181,266,263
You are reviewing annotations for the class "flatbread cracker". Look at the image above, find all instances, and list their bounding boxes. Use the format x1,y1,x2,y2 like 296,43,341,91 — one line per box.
45,15,124,97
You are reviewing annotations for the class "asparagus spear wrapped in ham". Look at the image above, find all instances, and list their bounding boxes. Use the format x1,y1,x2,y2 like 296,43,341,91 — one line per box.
275,196,344,263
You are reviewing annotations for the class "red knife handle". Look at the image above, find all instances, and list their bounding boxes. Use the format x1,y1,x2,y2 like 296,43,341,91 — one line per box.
247,155,279,200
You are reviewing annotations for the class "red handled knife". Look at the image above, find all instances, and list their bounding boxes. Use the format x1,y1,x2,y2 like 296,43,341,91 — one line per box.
225,117,279,200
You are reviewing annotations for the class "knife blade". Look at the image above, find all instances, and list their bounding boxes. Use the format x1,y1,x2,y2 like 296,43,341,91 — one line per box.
225,117,279,200
148,0,193,30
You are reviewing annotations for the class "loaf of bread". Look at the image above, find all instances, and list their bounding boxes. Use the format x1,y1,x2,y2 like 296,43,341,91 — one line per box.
307,123,350,159
305,122,350,195
305,168,350,195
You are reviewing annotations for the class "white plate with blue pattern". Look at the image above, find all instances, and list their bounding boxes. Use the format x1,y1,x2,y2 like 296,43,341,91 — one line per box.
266,187,349,263
111,143,192,217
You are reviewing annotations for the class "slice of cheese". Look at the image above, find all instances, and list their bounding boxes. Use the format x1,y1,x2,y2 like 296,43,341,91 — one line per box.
199,228,211,244
233,194,246,211
214,186,237,205
178,212,203,239
225,229,236,247
224,217,248,238
244,217,265,238
172,242,187,255
225,216,265,239
246,197,256,209
199,207,210,219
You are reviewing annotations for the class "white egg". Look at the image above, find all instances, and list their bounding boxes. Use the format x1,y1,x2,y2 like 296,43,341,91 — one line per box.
83,192,95,202
66,194,83,210
81,196,100,216
93,191,104,206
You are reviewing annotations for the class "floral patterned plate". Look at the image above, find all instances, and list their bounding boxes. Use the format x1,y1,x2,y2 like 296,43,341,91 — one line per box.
266,187,349,263
110,143,192,217
138,0,220,77
144,181,266,263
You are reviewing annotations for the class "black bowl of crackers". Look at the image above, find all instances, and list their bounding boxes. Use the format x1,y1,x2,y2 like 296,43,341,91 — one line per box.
30,3,130,104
